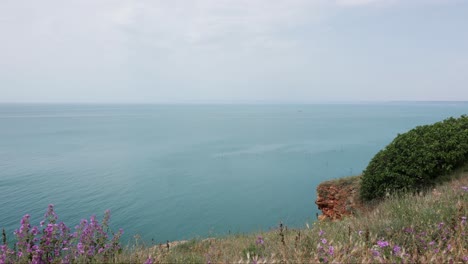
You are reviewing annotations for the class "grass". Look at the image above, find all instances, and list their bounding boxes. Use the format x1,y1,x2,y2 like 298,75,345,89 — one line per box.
116,169,468,264
2,169,466,263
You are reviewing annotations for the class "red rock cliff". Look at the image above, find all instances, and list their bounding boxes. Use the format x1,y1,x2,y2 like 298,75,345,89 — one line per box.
315,176,363,221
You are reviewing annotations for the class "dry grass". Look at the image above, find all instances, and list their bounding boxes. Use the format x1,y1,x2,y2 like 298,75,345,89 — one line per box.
116,170,468,264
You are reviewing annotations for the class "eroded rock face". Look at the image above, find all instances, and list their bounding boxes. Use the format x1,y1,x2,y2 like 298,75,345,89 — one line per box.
315,176,363,221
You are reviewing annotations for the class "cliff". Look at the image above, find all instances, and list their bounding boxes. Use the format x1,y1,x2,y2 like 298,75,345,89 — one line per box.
315,175,363,220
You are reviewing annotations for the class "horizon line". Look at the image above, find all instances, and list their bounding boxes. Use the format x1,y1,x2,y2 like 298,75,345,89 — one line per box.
0,100,468,105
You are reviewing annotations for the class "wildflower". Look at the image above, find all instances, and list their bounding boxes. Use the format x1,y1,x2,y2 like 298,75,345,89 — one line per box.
319,229,324,236
438,222,444,229
462,186,468,191
321,238,327,245
256,236,264,245
20,214,30,225
77,242,85,254
463,256,468,261
144,257,154,264
358,230,363,236
377,240,389,248
31,226,39,236
429,241,435,246
391,245,401,255
371,249,380,257
447,244,452,251
461,216,467,225
328,246,334,256
404,227,414,233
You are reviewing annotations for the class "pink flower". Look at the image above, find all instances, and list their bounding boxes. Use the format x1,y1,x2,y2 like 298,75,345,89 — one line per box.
377,240,389,248
393,245,401,255
328,246,334,256
256,236,264,245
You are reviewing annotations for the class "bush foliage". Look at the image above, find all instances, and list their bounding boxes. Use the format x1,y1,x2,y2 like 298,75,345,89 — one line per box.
360,115,468,201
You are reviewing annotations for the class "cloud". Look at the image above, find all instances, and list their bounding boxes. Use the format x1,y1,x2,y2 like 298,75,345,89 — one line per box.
113,0,329,50
1,0,467,102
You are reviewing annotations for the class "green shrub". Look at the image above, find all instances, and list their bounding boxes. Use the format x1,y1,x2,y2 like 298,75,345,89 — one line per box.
360,115,468,201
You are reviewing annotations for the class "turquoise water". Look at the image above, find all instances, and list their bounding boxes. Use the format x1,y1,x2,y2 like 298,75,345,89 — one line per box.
1,103,467,243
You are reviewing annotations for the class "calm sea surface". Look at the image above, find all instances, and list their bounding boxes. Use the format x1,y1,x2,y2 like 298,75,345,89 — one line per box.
1,103,467,243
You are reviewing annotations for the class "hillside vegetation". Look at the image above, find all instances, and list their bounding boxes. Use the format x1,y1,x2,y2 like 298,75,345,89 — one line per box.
360,115,468,201
2,171,466,264
121,167,468,263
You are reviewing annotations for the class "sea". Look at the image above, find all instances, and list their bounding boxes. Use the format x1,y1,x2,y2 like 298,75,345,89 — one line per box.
0,102,467,243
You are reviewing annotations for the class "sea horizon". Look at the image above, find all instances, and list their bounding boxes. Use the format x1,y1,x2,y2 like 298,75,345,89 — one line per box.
1,103,467,243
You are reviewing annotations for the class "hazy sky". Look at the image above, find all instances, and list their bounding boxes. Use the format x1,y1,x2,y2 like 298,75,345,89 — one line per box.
1,0,467,103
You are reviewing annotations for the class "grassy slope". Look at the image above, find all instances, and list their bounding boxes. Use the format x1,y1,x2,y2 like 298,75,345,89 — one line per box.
119,167,468,264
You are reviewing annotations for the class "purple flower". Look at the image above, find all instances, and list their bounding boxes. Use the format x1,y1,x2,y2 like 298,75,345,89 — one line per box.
321,238,327,245
461,186,468,191
462,256,468,261
371,249,380,257
31,226,39,236
461,216,467,225
77,242,85,254
404,227,414,233
447,244,452,251
438,222,444,229
20,214,30,225
328,246,334,256
319,230,324,236
393,245,401,255
358,230,363,236
256,236,264,245
377,240,389,248
144,257,154,264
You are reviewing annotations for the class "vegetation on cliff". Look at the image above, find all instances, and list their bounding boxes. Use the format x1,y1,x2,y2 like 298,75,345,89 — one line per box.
118,169,468,263
3,168,466,263
360,115,468,201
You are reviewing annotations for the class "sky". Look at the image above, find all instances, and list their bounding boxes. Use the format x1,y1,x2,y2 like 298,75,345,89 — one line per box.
1,0,467,103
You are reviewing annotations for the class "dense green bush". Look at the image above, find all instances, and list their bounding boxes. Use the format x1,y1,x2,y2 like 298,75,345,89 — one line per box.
360,115,468,201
